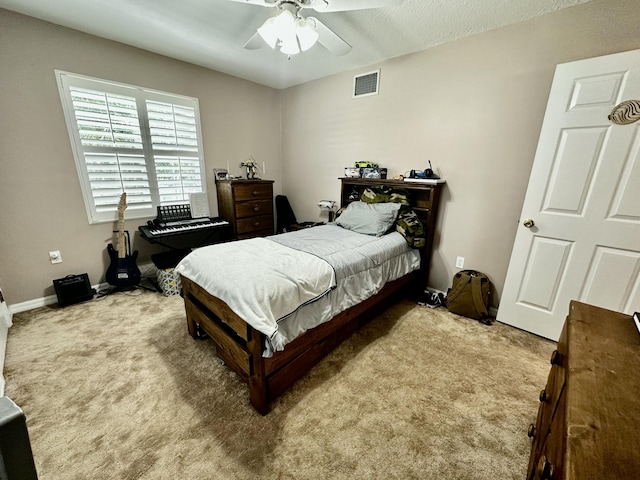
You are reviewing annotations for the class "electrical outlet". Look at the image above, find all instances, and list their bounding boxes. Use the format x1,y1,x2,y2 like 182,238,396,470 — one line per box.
455,256,465,269
49,250,62,264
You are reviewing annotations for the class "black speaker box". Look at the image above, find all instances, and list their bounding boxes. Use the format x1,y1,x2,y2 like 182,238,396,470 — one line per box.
53,274,94,307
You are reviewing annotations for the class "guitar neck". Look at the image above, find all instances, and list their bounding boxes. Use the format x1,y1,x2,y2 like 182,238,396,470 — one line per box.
117,219,126,258
116,193,128,259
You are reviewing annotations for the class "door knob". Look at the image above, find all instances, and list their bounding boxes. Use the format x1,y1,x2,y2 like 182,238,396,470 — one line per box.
523,218,535,228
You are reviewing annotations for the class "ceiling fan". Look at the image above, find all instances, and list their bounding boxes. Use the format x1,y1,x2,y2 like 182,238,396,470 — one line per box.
229,0,404,56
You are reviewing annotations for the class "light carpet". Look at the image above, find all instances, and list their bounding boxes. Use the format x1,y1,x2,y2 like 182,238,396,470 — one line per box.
4,289,554,479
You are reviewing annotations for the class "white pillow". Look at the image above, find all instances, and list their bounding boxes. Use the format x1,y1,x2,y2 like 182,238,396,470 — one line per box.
335,201,401,236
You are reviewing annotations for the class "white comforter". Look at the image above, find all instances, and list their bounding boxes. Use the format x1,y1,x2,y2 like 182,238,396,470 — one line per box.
176,225,420,356
174,236,337,341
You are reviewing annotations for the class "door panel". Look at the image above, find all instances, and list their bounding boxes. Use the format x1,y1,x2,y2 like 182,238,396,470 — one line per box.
609,127,640,220
568,72,625,110
543,127,606,214
498,49,640,340
518,237,573,312
581,247,640,311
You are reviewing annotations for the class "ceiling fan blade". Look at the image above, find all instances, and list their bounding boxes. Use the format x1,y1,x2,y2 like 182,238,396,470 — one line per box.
243,31,265,50
308,17,351,56
305,0,403,12
228,0,278,8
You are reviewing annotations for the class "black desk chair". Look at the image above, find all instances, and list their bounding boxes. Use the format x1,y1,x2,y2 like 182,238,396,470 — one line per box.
275,195,323,233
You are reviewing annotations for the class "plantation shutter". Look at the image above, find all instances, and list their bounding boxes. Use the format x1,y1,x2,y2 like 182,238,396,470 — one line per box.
69,87,151,214
57,71,206,224
146,101,203,204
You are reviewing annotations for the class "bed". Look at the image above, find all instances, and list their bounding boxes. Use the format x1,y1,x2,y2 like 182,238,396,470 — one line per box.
176,179,442,414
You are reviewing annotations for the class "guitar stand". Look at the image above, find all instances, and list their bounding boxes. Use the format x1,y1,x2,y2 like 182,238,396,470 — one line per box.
102,229,161,296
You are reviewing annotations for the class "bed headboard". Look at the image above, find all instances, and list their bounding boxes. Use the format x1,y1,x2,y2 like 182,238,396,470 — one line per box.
339,178,443,288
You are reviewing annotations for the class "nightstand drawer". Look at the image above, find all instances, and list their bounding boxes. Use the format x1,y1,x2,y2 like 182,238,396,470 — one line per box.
235,199,273,218
237,214,273,235
233,183,273,201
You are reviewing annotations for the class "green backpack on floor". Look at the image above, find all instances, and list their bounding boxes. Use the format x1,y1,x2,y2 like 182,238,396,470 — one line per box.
446,270,491,325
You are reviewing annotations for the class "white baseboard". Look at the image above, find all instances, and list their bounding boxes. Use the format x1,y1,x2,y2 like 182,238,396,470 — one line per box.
9,262,157,314
8,294,59,314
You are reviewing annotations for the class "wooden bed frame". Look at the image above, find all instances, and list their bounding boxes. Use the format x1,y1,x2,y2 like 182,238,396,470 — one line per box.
180,179,442,414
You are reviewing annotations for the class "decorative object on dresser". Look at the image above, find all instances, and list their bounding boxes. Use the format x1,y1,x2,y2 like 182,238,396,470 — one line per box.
527,301,640,480
239,156,263,180
216,179,274,240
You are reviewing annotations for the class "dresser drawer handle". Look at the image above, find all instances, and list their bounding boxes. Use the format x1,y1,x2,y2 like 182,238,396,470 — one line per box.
539,389,548,403
527,423,536,438
550,350,560,365
252,190,259,196
254,221,260,227
537,455,555,479
253,205,260,212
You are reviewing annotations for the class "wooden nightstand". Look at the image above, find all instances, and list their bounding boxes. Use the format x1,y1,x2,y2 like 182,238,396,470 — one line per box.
216,179,274,240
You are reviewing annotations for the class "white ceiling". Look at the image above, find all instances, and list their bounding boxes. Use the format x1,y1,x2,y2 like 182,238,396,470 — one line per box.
0,0,591,90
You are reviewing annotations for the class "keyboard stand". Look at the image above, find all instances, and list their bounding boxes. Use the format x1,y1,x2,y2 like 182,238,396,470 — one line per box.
138,217,232,251
138,217,232,272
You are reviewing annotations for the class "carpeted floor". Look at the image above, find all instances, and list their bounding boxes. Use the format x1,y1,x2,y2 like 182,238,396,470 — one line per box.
4,290,554,479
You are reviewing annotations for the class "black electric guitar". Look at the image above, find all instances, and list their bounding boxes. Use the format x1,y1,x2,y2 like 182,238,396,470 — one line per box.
106,193,141,288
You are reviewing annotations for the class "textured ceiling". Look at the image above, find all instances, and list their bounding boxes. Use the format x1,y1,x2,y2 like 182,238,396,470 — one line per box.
0,0,592,89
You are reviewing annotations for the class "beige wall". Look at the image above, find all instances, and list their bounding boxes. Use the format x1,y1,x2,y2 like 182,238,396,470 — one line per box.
280,0,640,306
0,9,282,304
2,0,640,308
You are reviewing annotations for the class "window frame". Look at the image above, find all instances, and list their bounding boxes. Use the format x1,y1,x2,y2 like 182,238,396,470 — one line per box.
56,70,207,224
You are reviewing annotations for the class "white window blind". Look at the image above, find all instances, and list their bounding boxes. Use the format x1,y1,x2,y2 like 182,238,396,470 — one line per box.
56,71,206,224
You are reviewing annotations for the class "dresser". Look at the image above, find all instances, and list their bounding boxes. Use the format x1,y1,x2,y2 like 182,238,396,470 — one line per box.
216,179,274,240
527,301,640,479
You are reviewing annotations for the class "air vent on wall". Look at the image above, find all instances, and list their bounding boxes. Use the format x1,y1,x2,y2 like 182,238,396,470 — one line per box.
353,70,380,98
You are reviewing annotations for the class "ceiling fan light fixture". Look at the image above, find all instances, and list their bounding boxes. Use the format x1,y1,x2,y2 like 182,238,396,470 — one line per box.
280,38,301,55
273,9,296,32
256,6,319,56
295,17,319,51
257,17,279,49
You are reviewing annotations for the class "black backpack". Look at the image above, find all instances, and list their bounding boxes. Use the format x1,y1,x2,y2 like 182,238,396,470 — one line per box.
446,270,491,325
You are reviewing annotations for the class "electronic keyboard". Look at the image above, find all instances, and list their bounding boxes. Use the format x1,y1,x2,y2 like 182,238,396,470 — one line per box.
139,218,229,238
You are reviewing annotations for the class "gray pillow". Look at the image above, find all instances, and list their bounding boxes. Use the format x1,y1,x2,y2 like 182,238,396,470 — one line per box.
335,201,401,236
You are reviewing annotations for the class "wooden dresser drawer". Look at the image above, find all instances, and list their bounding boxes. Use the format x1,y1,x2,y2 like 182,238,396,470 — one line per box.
527,346,565,477
533,391,566,480
235,199,273,218
233,183,272,201
237,214,274,236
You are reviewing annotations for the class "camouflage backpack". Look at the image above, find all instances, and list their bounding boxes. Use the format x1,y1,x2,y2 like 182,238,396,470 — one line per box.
446,270,491,325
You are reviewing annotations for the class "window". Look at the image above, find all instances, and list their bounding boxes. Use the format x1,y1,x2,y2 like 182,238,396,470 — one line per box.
56,71,206,223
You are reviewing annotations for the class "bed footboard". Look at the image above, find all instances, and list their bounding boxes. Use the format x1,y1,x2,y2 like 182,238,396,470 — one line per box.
180,272,416,414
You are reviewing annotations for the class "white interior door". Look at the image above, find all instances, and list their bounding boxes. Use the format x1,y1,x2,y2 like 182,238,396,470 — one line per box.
497,49,640,341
